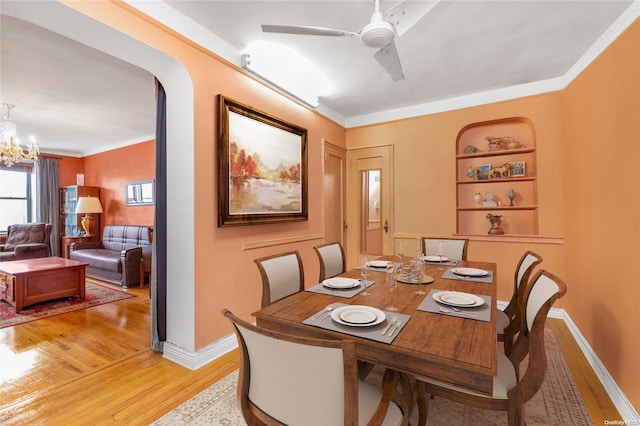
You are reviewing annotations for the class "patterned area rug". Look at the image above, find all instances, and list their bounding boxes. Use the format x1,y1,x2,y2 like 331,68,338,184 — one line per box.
153,329,593,425
0,281,135,328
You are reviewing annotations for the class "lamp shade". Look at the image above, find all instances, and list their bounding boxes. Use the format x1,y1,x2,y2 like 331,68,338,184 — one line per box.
76,196,103,214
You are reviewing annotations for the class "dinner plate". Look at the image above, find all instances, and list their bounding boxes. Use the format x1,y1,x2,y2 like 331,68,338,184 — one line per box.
339,308,377,324
331,305,386,327
322,277,360,289
451,267,489,277
367,260,390,268
432,291,484,308
421,255,449,263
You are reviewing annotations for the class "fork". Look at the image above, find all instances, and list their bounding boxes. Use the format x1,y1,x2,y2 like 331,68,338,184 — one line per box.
387,320,403,336
439,306,477,318
316,304,334,320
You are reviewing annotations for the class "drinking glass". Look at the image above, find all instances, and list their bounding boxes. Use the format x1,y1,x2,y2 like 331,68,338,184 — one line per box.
360,254,371,296
397,242,404,266
414,255,426,295
386,264,399,312
437,240,446,270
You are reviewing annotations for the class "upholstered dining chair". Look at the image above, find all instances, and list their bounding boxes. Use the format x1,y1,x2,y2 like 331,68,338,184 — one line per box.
415,269,567,426
421,237,469,261
497,251,543,351
254,251,305,308
313,241,346,282
222,309,409,426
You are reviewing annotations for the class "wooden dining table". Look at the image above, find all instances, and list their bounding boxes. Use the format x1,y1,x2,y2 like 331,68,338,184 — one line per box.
253,256,497,398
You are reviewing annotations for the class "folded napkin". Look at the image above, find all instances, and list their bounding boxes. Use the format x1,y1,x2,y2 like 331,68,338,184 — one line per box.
303,303,411,344
442,267,494,284
418,289,491,322
306,280,374,298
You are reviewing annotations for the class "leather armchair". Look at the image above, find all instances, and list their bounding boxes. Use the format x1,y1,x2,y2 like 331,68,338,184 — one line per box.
0,223,52,262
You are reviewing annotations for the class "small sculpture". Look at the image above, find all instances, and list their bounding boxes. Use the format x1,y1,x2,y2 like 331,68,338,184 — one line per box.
507,189,516,206
464,145,480,154
486,213,505,235
489,163,512,179
485,136,519,151
473,192,482,206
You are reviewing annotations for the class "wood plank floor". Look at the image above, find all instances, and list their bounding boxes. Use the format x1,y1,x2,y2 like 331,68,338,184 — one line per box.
0,281,621,425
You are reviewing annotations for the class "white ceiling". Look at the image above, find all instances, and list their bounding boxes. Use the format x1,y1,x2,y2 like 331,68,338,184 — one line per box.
1,1,637,157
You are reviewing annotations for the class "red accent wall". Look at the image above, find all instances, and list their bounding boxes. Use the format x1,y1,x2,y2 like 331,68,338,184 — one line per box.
57,140,155,235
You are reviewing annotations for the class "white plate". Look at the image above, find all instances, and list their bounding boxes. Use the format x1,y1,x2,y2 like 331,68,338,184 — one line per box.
339,308,377,324
451,267,489,277
331,305,386,327
322,277,360,289
432,291,484,308
367,260,389,268
421,255,449,263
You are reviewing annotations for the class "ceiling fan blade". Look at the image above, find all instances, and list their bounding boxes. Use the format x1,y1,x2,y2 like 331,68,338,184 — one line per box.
374,40,404,81
261,25,357,37
386,0,440,36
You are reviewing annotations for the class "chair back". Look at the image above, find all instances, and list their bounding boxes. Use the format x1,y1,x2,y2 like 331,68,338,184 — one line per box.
254,251,305,308
222,309,359,426
421,237,469,261
509,269,567,402
313,242,346,282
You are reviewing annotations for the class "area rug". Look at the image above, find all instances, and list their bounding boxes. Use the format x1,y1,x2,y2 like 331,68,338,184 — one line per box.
0,282,135,328
152,329,594,425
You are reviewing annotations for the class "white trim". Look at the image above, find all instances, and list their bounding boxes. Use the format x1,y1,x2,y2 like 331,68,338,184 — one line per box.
555,308,640,423
163,334,238,370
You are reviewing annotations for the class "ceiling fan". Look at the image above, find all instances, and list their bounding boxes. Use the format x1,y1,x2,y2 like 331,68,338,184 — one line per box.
261,0,440,81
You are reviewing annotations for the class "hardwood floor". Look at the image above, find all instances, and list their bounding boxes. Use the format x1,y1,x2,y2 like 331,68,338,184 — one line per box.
0,280,621,425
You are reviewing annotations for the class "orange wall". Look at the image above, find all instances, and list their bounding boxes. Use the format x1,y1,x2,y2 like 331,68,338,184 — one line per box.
83,140,155,229
58,156,84,187
346,93,566,306
563,18,640,408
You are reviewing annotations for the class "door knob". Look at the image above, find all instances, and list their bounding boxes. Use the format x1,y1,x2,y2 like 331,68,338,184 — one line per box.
384,220,388,233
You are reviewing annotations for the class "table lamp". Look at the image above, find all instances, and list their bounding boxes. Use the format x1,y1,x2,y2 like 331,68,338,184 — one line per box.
76,196,103,237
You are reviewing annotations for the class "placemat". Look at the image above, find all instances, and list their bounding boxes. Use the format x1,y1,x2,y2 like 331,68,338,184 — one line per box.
303,303,411,344
306,280,374,298
442,267,494,283
418,288,492,322
421,259,459,266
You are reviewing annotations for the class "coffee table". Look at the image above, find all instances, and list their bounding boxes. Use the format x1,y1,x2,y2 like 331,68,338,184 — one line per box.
0,257,88,313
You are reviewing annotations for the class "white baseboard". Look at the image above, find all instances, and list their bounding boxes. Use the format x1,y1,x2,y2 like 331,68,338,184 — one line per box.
551,307,639,422
162,333,238,370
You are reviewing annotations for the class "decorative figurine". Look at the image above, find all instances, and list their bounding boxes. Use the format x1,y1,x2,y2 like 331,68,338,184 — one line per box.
466,166,475,179
507,189,516,206
486,213,505,235
464,145,480,154
473,192,482,206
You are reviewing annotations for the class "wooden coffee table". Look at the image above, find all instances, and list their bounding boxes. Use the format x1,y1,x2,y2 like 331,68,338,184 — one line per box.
0,257,88,313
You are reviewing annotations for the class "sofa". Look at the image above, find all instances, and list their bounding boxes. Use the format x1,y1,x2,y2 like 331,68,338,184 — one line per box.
0,223,52,262
70,225,152,289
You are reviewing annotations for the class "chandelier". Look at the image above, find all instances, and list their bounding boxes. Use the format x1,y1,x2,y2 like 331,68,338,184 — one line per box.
1,103,39,167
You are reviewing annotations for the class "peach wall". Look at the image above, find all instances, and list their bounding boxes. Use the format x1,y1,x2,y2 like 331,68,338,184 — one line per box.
563,18,640,408
346,93,566,304
83,140,155,229
62,1,346,349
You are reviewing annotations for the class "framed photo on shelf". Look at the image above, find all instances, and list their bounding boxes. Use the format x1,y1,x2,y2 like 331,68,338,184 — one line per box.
475,164,491,180
509,161,526,177
217,95,308,227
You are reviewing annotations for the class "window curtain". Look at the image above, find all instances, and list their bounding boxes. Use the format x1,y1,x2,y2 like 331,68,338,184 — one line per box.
152,78,168,352
35,157,60,256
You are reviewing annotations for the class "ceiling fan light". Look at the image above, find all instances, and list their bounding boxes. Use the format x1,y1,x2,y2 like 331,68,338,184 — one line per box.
361,20,394,48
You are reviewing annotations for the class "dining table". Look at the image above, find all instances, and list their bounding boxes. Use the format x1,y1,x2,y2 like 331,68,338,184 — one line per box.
252,255,498,402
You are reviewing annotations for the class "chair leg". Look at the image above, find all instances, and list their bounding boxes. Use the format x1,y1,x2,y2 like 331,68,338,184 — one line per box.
507,399,526,426
415,381,428,426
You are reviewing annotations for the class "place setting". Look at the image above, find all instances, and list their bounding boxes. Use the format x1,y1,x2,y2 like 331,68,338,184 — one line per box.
420,255,459,266
306,276,371,298
442,266,494,283
417,288,491,321
303,302,411,344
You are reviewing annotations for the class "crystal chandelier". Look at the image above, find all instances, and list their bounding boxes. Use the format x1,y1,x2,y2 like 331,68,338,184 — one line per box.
0,103,39,167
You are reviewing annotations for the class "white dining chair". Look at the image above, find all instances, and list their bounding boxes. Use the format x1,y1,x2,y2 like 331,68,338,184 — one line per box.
421,237,469,261
254,251,304,308
497,251,542,351
222,309,409,426
415,269,567,426
313,241,346,282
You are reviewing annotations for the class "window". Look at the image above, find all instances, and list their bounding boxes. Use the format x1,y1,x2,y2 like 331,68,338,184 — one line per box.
0,168,36,232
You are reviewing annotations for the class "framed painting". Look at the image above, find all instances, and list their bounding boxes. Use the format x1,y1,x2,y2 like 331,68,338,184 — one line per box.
509,161,526,177
475,164,491,180
217,95,308,227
